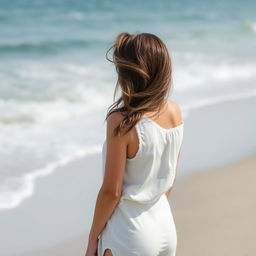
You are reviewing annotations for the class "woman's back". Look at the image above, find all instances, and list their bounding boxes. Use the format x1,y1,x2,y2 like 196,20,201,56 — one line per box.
102,110,184,204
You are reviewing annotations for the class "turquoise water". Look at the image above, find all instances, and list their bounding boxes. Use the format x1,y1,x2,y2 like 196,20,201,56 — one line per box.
0,0,255,209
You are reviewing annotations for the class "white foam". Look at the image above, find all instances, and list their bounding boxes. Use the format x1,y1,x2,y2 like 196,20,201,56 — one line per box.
0,97,105,125
0,146,101,210
173,59,256,92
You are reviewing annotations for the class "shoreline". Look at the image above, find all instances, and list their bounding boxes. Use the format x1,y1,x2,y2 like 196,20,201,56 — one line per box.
2,94,255,212
23,153,256,256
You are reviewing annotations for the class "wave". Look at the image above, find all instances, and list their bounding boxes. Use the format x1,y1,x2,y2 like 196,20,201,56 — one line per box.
173,60,256,92
0,146,102,210
0,99,98,125
0,59,255,125
0,39,105,54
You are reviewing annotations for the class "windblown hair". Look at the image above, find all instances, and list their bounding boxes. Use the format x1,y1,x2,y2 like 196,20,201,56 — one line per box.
105,32,172,136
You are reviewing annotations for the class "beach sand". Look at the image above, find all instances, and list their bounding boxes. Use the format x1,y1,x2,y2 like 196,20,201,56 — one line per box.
23,154,256,256
172,154,256,256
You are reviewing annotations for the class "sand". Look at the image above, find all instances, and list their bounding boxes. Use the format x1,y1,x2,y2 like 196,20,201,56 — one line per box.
23,154,256,256
172,154,256,256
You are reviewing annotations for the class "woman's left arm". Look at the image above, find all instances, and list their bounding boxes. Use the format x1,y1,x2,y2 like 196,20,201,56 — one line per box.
85,113,129,255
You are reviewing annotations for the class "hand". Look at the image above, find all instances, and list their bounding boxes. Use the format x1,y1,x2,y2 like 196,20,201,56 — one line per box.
85,237,99,256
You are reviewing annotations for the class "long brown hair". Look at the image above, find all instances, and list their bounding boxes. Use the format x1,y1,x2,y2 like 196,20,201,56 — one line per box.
105,32,172,136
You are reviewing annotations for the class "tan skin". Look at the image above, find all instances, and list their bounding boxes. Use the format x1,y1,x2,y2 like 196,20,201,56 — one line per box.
85,99,183,256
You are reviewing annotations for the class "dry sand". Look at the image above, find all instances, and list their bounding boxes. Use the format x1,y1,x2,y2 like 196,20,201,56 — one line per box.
25,154,256,256
172,154,256,256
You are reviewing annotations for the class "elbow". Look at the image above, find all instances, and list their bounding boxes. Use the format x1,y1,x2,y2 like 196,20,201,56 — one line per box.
101,188,121,201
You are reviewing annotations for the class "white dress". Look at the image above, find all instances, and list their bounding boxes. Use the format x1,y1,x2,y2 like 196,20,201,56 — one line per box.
97,116,184,256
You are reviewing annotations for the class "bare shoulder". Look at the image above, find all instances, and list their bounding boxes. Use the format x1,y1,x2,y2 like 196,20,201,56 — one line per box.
106,112,129,139
107,111,124,128
166,99,183,123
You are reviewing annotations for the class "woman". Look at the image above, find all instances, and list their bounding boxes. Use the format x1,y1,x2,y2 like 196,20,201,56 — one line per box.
85,32,184,256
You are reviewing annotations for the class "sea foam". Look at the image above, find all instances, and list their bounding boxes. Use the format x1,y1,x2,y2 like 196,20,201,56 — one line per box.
0,146,101,210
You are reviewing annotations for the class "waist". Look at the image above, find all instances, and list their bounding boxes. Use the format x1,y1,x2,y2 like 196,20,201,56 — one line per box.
118,193,168,206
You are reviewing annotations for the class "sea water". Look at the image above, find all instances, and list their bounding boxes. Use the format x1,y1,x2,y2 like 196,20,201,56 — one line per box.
0,0,255,209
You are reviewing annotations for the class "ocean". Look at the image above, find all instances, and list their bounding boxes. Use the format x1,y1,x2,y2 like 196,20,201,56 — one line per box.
0,0,255,210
